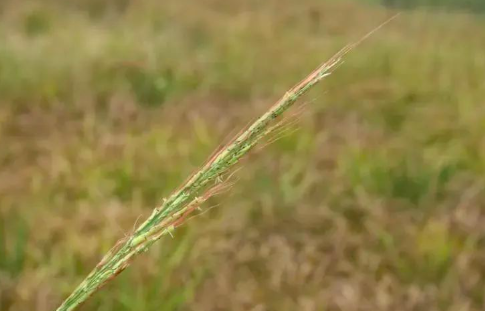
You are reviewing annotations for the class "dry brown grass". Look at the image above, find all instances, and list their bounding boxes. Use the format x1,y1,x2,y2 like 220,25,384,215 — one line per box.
1,0,485,311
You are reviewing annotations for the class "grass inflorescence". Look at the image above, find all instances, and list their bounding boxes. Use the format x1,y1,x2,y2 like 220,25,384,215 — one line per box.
54,35,359,311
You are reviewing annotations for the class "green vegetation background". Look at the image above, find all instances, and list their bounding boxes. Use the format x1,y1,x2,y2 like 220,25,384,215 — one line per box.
1,0,484,310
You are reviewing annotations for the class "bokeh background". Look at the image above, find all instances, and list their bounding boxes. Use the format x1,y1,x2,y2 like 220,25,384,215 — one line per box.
1,0,484,310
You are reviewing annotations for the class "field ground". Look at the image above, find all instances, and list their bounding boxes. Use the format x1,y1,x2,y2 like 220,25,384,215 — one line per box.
1,0,485,310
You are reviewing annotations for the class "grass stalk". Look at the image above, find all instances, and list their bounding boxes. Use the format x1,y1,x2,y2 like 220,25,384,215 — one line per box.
55,28,382,309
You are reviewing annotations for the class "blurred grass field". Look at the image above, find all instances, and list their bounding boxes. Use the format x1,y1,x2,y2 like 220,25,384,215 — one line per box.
1,0,485,310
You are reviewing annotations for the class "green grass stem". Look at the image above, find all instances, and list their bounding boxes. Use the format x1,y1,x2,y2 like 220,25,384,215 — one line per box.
55,39,362,311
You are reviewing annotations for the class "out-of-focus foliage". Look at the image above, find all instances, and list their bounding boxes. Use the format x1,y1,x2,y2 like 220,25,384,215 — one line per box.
1,0,484,311
382,0,485,12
